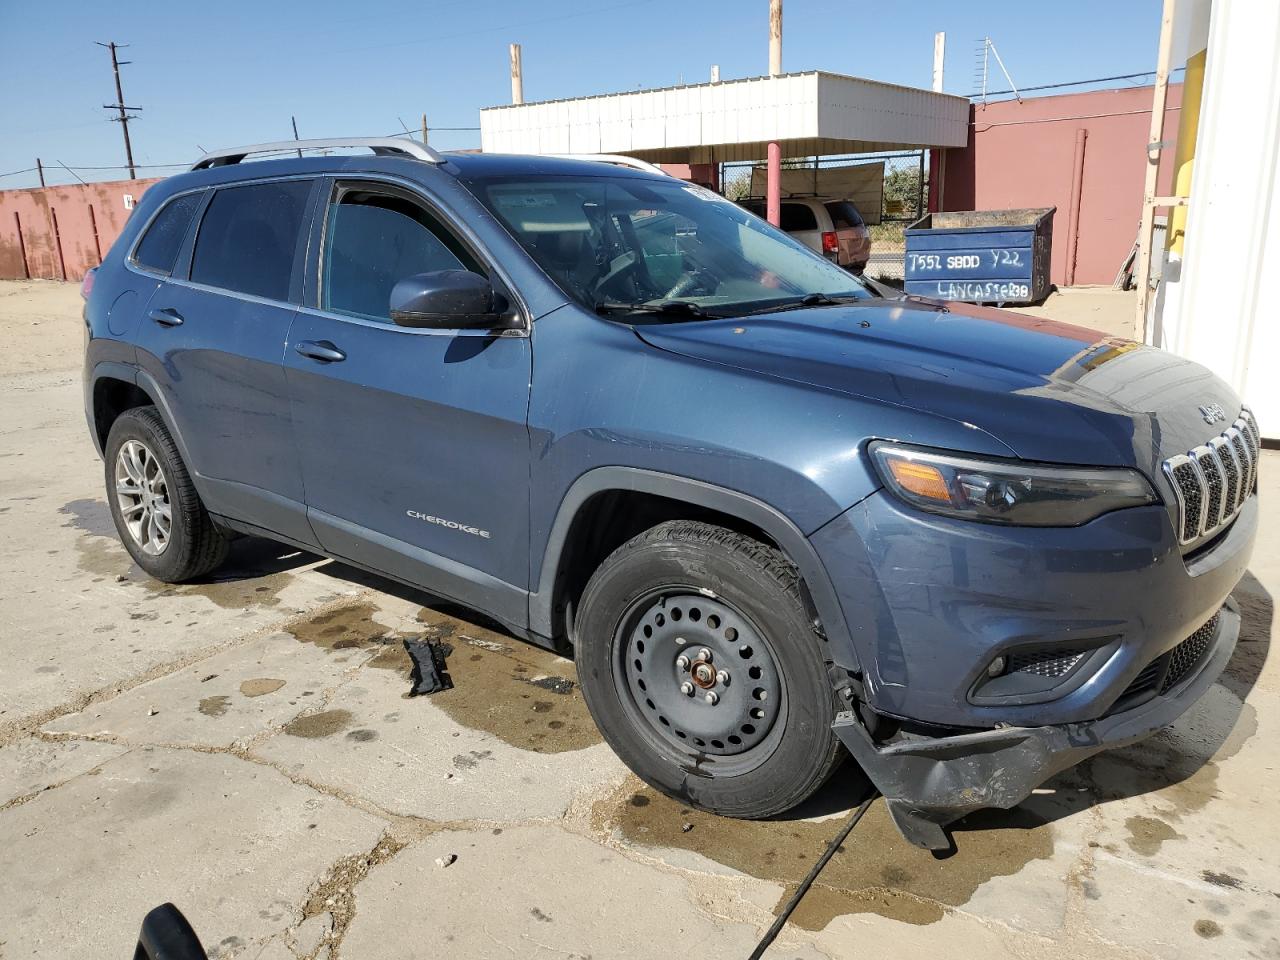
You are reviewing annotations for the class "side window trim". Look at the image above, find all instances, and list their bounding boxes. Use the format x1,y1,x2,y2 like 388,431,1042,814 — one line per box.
126,187,208,278
303,175,528,334
169,188,215,282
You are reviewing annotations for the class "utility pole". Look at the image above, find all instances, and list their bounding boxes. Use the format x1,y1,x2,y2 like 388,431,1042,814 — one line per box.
766,0,783,227
509,43,524,104
35,158,46,188
932,32,946,92
97,41,139,179
421,113,429,145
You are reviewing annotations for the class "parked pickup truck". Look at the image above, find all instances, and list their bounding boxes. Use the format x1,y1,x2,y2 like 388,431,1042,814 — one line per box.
82,139,1258,849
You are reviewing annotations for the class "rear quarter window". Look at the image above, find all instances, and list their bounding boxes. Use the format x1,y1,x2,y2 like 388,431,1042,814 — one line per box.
780,203,818,232
824,201,865,229
190,179,313,301
132,192,203,275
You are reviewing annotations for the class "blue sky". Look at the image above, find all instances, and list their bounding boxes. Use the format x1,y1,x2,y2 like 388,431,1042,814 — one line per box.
1,0,1166,189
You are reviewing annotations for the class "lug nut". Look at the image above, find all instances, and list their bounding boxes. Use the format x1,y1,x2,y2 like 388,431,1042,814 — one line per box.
680,681,694,696
697,648,713,662
704,691,719,705
675,655,690,671
715,670,729,685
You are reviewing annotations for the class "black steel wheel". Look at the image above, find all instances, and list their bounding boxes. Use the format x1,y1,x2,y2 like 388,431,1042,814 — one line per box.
575,520,844,818
616,591,784,772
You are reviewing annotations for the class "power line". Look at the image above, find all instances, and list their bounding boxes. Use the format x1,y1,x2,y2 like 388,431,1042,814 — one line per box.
970,67,1186,100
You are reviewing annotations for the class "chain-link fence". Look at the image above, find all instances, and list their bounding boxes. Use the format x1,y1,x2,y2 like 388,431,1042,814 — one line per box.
719,151,927,282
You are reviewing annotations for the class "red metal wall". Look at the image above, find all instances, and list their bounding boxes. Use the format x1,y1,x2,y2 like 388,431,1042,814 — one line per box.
938,86,1182,286
0,178,162,282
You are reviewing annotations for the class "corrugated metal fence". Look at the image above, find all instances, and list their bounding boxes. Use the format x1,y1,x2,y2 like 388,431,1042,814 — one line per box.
0,178,161,282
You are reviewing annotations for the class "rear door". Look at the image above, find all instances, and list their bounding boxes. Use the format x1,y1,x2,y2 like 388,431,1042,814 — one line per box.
823,200,870,269
132,176,320,546
284,177,532,628
780,202,822,256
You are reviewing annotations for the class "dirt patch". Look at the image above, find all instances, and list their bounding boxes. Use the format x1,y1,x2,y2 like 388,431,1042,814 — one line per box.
240,678,286,697
301,833,407,956
286,601,600,753
199,696,231,718
1195,918,1224,938
1123,815,1182,856
593,779,1055,929
284,710,353,739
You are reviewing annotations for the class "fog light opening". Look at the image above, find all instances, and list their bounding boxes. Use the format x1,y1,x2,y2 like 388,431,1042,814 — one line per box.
987,656,1007,678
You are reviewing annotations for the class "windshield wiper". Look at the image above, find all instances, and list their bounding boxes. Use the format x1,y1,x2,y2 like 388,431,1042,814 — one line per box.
740,292,865,316
594,299,723,320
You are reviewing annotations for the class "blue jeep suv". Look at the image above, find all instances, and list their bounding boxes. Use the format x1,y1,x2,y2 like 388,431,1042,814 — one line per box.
83,138,1259,849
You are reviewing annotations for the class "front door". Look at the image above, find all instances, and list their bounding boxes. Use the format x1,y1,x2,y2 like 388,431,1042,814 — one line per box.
285,178,532,628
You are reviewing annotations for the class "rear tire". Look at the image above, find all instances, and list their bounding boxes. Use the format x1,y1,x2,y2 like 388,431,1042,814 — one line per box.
574,520,844,818
104,406,228,583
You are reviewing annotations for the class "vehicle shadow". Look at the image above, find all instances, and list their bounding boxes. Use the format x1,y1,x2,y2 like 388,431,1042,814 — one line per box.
199,536,320,581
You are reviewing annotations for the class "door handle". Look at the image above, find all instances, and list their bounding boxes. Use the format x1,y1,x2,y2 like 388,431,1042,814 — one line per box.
294,340,346,363
149,307,184,327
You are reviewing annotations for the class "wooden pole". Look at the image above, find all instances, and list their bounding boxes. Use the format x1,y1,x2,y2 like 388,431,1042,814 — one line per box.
1135,0,1177,342
421,113,429,145
509,43,524,105
766,0,783,226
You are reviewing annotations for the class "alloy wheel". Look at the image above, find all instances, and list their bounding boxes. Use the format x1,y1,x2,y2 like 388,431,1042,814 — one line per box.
114,439,172,556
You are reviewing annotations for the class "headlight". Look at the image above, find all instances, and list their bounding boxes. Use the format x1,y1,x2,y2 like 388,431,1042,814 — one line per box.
870,442,1158,526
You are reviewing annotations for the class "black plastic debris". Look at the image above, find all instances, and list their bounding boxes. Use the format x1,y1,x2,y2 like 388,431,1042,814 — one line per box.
404,638,454,696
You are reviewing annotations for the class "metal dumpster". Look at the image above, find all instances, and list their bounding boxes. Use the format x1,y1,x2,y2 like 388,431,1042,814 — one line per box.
903,208,1055,305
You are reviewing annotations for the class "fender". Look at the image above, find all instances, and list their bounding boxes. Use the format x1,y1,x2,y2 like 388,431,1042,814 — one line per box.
531,467,862,672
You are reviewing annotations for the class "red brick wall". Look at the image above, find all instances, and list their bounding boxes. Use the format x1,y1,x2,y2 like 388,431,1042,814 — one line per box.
937,86,1183,286
0,178,163,282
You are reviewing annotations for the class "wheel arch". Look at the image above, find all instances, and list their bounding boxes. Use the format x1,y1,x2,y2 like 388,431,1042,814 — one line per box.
531,467,860,672
89,365,202,487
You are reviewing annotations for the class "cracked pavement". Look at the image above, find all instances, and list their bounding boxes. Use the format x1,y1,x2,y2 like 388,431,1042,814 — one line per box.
1,279,1278,959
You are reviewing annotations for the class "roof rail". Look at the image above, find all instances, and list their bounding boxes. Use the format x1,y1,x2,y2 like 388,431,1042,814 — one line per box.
546,153,671,176
191,137,445,171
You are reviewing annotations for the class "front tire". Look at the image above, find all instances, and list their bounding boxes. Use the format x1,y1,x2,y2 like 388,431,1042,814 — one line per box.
104,406,228,583
575,520,843,818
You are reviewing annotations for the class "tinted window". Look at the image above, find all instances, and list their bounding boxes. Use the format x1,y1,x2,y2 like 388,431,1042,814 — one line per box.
779,203,818,232
132,192,203,275
824,201,865,230
321,187,480,323
190,180,313,300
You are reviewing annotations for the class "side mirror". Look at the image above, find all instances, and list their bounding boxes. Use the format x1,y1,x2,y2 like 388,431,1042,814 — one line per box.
389,270,511,330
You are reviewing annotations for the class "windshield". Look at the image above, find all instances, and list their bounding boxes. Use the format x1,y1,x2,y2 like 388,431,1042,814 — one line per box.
469,176,872,317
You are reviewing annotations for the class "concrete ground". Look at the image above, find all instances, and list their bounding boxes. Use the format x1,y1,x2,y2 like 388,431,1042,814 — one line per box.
1,278,1276,960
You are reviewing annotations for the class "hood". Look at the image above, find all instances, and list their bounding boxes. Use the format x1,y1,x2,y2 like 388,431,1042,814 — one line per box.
633,298,1241,476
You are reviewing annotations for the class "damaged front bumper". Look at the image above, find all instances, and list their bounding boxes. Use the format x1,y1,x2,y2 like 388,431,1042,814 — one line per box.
833,600,1240,850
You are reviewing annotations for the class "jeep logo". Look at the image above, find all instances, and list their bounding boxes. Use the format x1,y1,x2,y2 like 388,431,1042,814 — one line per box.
406,510,491,539
1198,403,1227,425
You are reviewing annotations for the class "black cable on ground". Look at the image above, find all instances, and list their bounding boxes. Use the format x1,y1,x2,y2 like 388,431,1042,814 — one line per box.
747,791,880,960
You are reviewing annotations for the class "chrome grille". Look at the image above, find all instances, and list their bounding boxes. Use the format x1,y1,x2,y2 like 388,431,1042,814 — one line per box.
1163,408,1259,545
